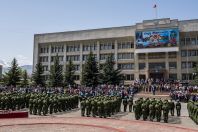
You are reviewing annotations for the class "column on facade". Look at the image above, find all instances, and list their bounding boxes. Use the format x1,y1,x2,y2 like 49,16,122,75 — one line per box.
145,53,149,79
165,52,169,79
177,48,182,80
63,44,67,72
96,41,100,68
48,44,51,71
114,40,118,69
80,42,83,73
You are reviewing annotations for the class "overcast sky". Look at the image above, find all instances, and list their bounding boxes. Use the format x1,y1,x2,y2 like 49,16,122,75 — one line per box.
0,0,197,65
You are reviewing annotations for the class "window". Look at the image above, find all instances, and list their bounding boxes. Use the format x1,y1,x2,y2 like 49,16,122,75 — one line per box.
180,38,185,45
74,65,80,71
118,63,134,70
125,74,134,80
83,54,97,61
100,42,114,50
67,44,80,52
74,75,80,80
66,55,80,61
40,56,49,62
149,63,165,70
42,66,48,71
169,62,177,69
118,41,134,49
169,74,177,80
181,50,187,57
51,46,64,53
138,53,145,59
168,52,177,58
148,53,165,59
118,53,134,60
182,74,193,80
186,38,191,45
139,63,145,70
191,38,196,45
100,54,114,60
181,62,197,69
40,47,49,53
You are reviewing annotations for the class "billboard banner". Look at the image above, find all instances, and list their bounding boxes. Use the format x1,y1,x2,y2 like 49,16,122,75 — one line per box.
136,29,179,49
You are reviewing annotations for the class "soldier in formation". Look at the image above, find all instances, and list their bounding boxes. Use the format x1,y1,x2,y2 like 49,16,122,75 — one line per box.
187,100,198,124
133,98,180,123
0,92,78,116
80,95,122,118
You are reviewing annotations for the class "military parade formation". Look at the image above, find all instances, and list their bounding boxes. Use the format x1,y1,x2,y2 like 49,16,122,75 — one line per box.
0,92,79,116
187,100,198,124
80,95,122,118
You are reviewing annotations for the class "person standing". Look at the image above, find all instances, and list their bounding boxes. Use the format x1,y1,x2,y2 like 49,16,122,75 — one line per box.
123,96,128,112
175,100,181,116
169,99,175,116
128,95,133,112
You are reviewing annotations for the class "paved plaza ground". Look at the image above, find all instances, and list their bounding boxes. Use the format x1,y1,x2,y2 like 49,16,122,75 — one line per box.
0,94,197,132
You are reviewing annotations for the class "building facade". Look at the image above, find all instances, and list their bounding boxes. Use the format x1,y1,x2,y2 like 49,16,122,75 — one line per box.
33,18,198,84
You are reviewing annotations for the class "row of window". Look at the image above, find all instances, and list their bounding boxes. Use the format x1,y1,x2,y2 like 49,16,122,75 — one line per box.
181,62,197,69
66,45,80,52
138,52,177,60
40,56,48,62
118,42,134,49
40,47,49,53
180,37,198,46
100,42,114,50
118,53,134,60
118,63,134,70
181,50,198,57
51,46,64,53
51,56,64,62
83,44,97,51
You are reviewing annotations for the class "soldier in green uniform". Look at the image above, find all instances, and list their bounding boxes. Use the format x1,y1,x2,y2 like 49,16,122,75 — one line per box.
175,100,181,116
80,98,86,116
141,101,148,121
42,99,48,116
162,100,169,123
149,102,155,121
123,96,128,112
169,99,175,116
155,102,161,122
128,96,133,112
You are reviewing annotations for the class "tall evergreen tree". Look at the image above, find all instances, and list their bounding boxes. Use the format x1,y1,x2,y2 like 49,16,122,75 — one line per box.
192,62,198,85
3,58,21,87
81,52,99,87
21,70,29,87
64,59,75,87
100,54,123,85
49,54,63,87
32,62,45,87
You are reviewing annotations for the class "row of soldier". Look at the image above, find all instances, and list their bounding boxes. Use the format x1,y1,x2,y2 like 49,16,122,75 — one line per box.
123,97,181,123
80,96,122,118
0,92,79,116
29,93,78,115
187,100,198,124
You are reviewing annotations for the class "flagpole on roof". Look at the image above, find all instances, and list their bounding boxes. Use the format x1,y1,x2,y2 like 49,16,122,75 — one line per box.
153,4,158,19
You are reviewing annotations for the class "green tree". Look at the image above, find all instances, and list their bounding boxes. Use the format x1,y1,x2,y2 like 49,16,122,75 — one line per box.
21,70,29,87
99,54,123,85
3,58,21,87
81,52,99,87
32,62,45,87
192,63,198,85
49,54,63,87
64,59,75,87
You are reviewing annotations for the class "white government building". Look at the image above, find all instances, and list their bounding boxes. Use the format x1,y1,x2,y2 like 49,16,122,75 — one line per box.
33,18,198,84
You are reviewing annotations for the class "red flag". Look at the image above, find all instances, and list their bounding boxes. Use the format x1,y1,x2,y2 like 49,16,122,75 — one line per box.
153,4,157,8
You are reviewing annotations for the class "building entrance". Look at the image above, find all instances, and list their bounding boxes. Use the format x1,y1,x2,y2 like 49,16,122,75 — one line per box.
149,73,164,80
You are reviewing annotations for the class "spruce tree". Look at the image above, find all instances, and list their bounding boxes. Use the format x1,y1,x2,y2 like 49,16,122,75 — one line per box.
4,58,21,87
81,52,99,87
49,54,63,87
100,54,123,85
64,59,75,87
193,63,198,85
21,70,29,87
32,62,45,87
